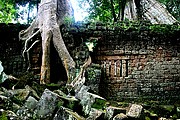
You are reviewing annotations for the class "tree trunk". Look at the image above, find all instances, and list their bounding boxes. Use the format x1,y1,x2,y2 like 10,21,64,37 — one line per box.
110,0,117,22
19,0,75,84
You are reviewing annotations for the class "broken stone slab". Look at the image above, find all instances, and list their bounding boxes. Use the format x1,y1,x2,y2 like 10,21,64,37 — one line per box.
16,96,38,119
113,113,128,120
53,89,67,97
59,95,80,111
2,85,39,102
54,89,81,111
53,106,85,120
25,96,38,110
16,107,33,120
76,85,106,115
126,104,144,119
33,89,61,119
105,106,127,119
86,108,104,120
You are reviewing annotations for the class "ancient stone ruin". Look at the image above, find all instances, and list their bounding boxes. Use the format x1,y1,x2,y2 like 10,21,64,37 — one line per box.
0,22,180,119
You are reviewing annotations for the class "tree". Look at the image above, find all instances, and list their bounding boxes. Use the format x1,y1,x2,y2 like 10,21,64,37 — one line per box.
19,0,75,84
80,0,178,23
79,0,142,23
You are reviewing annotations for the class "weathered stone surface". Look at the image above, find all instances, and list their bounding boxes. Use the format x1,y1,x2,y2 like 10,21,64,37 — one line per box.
53,89,67,97
3,85,39,102
33,89,60,119
16,96,38,119
53,106,85,120
76,85,106,115
16,107,33,119
126,104,144,119
105,106,126,120
25,96,38,110
86,108,104,120
113,113,128,120
59,95,79,110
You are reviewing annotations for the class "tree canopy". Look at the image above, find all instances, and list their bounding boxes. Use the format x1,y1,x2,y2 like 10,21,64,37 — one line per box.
0,0,179,23
0,0,40,23
79,0,179,23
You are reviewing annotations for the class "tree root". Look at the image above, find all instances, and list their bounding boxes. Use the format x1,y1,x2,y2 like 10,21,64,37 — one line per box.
21,29,41,71
67,56,91,93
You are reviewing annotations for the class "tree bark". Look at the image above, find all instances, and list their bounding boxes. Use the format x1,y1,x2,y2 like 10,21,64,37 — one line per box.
19,0,75,84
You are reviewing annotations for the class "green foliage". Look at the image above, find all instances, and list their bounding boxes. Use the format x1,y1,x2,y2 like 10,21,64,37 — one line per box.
0,0,16,23
81,0,121,22
64,16,75,26
145,116,151,120
92,99,106,110
57,100,64,108
0,0,40,23
0,112,8,120
149,24,179,34
79,0,179,23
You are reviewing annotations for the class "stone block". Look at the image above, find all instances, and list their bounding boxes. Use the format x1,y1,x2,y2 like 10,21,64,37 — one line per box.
105,106,126,119
86,108,104,120
33,89,60,119
113,113,128,120
126,104,144,119
53,106,85,120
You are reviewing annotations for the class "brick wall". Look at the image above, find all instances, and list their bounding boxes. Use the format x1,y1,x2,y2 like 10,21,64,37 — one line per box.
64,22,180,101
0,23,28,76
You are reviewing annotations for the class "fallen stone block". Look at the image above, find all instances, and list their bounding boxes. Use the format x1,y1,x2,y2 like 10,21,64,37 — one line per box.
126,104,144,119
53,106,85,120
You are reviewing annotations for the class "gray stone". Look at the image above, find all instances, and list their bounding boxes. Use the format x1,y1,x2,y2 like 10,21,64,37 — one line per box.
113,113,128,120
86,108,104,120
126,104,144,119
16,96,38,120
16,107,33,120
105,106,126,120
53,106,85,120
25,96,38,110
33,89,60,119
3,85,39,102
76,85,106,115
59,95,79,110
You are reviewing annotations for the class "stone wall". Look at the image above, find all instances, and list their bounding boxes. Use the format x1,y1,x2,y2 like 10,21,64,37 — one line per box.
0,23,28,76
0,22,179,101
63,22,180,101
